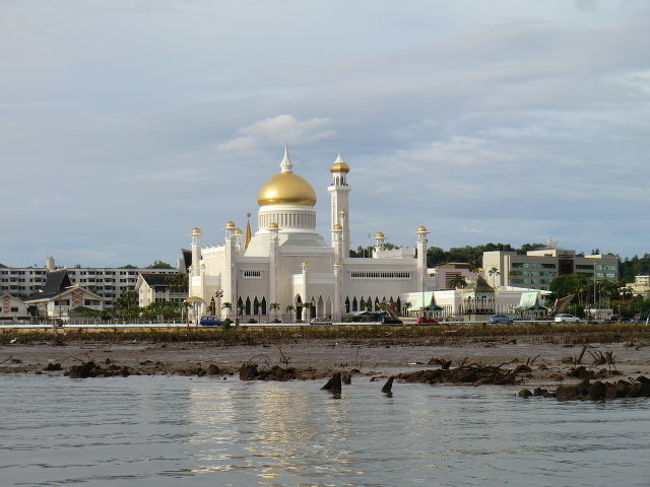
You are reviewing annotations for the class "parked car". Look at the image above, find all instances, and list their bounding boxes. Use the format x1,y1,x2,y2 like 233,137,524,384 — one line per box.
199,316,222,327
489,314,513,324
416,316,439,324
633,312,650,323
554,313,581,323
310,317,332,326
381,315,403,325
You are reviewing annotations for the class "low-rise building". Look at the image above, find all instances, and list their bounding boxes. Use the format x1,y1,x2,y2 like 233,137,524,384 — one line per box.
24,270,104,321
482,248,619,290
0,294,30,321
625,275,650,297
135,273,188,307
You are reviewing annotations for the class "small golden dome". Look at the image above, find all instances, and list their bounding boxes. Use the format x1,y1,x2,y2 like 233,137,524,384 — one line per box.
329,154,350,173
375,231,385,239
234,228,242,235
191,227,202,235
333,223,343,230
416,225,428,233
225,221,236,229
268,222,279,229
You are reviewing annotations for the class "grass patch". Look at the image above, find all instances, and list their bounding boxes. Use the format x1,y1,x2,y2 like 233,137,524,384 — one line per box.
1,323,649,346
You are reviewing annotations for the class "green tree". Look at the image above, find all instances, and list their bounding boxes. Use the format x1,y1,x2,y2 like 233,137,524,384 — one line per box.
448,274,467,289
141,301,183,320
549,274,591,302
165,274,188,292
146,260,175,269
115,289,138,309
349,242,399,258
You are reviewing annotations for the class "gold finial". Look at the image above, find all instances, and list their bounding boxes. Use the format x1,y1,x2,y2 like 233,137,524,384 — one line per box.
225,221,236,229
375,231,385,239
191,227,202,236
269,222,279,229
333,223,343,230
416,225,428,233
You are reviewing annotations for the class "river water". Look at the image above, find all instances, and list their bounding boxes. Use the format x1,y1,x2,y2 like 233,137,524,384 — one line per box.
1,375,648,487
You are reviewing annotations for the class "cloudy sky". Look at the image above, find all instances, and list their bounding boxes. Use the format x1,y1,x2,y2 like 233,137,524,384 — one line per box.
1,0,649,268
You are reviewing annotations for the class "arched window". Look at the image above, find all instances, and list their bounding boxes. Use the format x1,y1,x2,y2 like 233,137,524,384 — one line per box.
261,297,267,315
345,297,350,313
352,297,358,312
245,297,251,315
296,295,303,321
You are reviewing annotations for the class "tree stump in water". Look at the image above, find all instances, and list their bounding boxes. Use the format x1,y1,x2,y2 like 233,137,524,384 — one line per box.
382,376,394,394
321,372,342,393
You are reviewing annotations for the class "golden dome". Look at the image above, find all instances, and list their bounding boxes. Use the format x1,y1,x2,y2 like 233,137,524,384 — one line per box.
329,153,350,173
234,228,242,235
257,146,316,207
191,227,202,235
416,225,428,233
257,172,317,206
268,222,279,229
225,221,236,229
375,231,385,239
333,223,343,230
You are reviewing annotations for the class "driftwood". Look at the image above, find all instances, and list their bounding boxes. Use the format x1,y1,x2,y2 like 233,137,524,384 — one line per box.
239,362,297,381
519,376,650,401
398,362,523,386
66,360,131,378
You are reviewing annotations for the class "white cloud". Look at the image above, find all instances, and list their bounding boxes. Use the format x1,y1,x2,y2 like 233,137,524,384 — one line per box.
395,137,516,168
217,114,334,152
216,136,257,152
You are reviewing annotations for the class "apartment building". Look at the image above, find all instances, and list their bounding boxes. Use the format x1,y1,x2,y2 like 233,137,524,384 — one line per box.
482,248,619,290
0,257,180,307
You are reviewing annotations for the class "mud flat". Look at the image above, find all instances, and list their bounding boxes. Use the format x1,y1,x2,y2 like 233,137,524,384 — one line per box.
0,324,649,389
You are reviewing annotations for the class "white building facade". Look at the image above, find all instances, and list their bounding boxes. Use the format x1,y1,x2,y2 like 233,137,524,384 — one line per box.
189,148,432,322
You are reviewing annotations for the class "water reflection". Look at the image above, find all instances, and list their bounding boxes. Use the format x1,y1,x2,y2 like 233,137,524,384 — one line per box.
1,376,649,487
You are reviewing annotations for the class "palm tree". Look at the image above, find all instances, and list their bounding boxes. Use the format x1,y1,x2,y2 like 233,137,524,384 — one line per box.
448,274,467,289
488,267,501,288
270,302,280,321
285,304,295,322
221,301,232,319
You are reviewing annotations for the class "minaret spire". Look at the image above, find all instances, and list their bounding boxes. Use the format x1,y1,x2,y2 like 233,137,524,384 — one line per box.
280,144,293,173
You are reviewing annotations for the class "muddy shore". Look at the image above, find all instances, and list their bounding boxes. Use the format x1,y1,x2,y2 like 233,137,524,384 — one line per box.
2,325,650,389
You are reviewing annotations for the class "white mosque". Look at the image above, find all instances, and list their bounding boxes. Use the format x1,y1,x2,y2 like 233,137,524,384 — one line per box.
188,147,431,322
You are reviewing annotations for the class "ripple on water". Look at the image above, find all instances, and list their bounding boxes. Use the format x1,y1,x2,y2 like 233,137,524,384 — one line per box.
1,375,649,487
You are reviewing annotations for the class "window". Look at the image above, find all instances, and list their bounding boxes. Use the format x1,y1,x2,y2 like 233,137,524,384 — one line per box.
350,271,411,279
242,270,262,278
